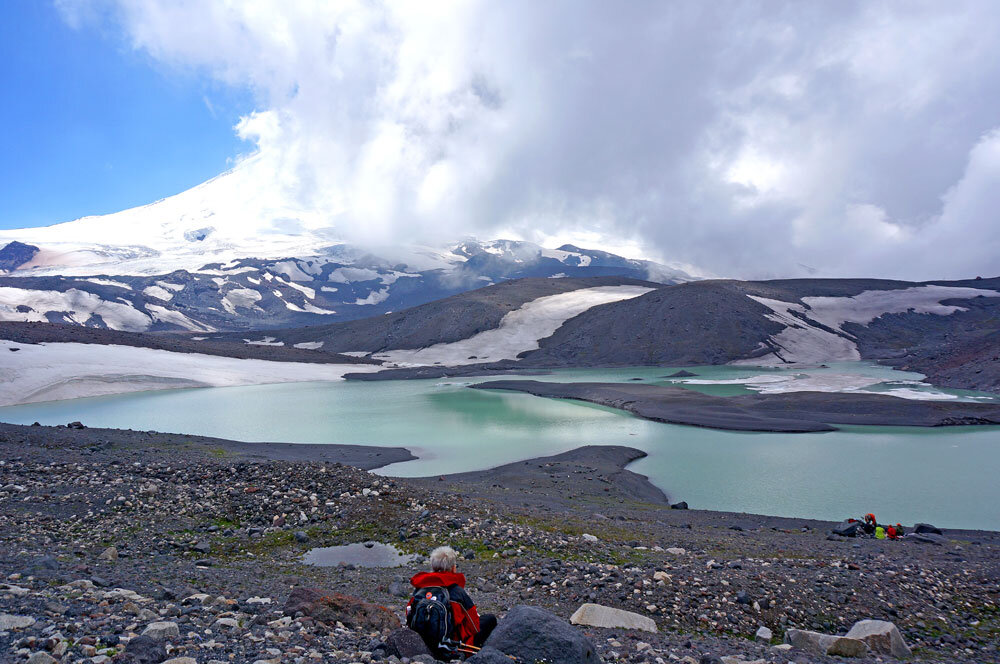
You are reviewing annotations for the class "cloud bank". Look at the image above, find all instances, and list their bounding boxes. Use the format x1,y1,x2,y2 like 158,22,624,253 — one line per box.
58,1,1000,279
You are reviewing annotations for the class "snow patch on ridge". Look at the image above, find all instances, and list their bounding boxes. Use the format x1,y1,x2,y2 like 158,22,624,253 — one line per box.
369,285,654,367
143,285,174,301
0,287,151,331
739,286,1000,365
674,372,963,401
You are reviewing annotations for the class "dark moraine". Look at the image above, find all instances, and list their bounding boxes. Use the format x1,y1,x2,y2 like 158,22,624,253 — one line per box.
470,380,1000,432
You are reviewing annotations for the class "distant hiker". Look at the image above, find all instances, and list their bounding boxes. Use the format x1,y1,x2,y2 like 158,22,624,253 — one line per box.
886,524,898,540
875,525,887,539
862,513,878,535
407,546,497,659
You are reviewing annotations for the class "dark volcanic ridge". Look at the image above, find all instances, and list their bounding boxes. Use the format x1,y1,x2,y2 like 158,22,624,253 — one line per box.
470,380,1000,432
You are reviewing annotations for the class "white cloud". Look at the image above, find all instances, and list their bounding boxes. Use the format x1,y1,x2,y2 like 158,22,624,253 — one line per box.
56,1,1000,279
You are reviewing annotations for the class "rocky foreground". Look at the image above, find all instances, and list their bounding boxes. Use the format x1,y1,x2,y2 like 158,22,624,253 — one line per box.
1,423,998,664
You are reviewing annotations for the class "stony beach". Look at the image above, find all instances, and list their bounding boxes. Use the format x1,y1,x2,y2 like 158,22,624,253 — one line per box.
1,422,998,663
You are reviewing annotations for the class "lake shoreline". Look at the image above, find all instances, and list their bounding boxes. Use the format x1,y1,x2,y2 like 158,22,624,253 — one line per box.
471,379,1000,432
3,420,997,537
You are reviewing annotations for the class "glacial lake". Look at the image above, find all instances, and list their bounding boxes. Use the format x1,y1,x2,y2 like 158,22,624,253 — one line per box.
2,362,999,530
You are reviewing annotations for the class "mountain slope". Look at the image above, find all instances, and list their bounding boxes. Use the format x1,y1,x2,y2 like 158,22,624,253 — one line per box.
212,276,659,352
0,240,688,332
518,278,1000,378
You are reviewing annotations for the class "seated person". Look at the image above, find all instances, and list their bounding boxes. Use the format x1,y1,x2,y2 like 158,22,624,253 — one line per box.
408,546,497,655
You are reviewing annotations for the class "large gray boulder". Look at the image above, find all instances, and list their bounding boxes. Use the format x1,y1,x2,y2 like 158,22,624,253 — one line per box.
784,629,868,657
570,603,657,633
845,619,912,658
486,605,602,663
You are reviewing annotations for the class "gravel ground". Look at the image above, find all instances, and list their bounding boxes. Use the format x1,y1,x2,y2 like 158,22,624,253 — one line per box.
1,423,998,663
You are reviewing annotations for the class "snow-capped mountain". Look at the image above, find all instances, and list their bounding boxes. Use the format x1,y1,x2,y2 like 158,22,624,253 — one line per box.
0,161,692,332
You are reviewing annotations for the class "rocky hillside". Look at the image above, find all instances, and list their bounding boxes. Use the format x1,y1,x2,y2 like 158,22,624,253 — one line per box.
218,276,659,353
1,423,997,663
326,275,1000,393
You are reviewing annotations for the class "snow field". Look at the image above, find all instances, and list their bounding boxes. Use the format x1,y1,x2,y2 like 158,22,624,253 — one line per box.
370,285,654,367
742,286,1000,365
0,341,380,406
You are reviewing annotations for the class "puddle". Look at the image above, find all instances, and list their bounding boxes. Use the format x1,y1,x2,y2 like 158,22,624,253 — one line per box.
303,542,419,568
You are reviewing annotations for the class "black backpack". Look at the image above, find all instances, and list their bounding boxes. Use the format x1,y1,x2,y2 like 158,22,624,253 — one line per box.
407,585,457,659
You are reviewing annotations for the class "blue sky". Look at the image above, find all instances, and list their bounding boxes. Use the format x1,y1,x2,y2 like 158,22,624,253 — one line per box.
0,1,252,230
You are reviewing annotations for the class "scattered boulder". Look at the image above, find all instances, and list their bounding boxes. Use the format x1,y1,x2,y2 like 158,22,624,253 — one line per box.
98,546,118,562
581,533,599,542
831,520,861,537
671,501,688,510
913,523,943,535
294,531,309,543
754,626,772,642
283,587,400,631
384,628,432,658
141,621,180,641
845,619,912,658
784,628,868,657
905,532,946,545
161,658,197,664
123,634,168,664
26,653,57,664
570,603,658,633
485,605,601,663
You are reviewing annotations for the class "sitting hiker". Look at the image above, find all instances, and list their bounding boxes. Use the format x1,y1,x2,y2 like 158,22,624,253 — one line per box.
886,524,898,539
875,525,886,539
407,546,497,659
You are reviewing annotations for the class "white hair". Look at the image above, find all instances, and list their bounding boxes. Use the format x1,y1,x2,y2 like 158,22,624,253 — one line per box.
430,546,458,572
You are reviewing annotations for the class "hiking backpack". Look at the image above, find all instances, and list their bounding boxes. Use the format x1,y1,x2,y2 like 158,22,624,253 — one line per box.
406,585,457,658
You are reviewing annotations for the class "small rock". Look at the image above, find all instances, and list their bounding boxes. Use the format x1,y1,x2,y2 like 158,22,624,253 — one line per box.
845,619,912,658
141,621,181,641
755,626,772,642
294,531,309,543
581,533,599,542
98,546,118,562
123,634,168,664
384,628,432,658
570,603,658,633
0,614,36,630
26,653,58,664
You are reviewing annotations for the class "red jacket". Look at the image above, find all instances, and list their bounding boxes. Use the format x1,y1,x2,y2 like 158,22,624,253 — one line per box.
409,571,481,645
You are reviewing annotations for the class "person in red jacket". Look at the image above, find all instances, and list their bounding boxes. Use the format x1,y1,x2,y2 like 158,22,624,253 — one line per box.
409,546,497,650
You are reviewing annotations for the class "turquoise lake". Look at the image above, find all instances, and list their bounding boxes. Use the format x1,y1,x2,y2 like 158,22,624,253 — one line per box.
2,362,998,530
